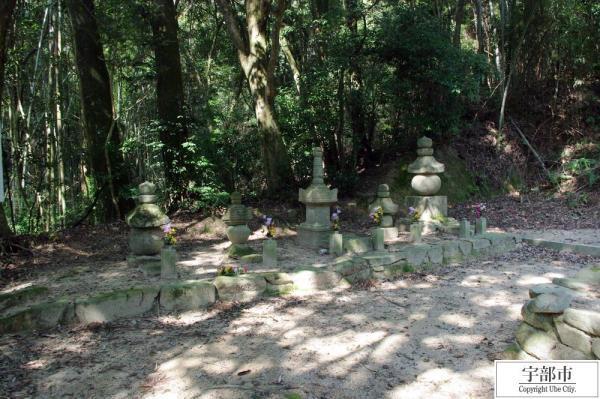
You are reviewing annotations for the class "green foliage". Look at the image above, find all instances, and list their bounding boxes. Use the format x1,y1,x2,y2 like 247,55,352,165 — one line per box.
375,5,488,137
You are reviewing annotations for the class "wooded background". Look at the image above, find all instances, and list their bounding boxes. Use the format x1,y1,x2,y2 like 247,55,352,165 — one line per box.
0,0,598,236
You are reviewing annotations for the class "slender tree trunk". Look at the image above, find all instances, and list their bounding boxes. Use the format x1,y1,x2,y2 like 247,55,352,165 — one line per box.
215,0,294,195
473,0,485,54
147,0,190,203
280,34,301,95
0,0,17,238
344,0,370,169
66,0,130,221
453,0,466,47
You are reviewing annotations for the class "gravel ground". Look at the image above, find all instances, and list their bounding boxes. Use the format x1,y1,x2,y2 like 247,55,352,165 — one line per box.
1,245,598,399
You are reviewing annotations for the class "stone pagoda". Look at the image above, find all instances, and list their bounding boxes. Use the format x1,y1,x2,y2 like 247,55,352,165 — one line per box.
223,192,253,258
369,183,399,241
126,181,170,271
297,147,338,249
405,136,447,223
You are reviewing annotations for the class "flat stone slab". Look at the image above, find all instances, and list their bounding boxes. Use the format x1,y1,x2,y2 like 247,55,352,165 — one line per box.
360,252,405,268
523,238,600,257
529,292,573,314
240,254,263,263
555,318,593,357
291,266,347,292
75,286,160,324
260,272,293,285
160,281,216,311
516,322,588,360
574,266,600,285
0,300,74,334
553,277,593,292
462,238,491,255
516,322,558,359
521,301,555,332
529,283,576,299
214,275,267,302
398,244,430,267
562,308,600,336
343,237,372,254
0,285,49,312
427,244,443,264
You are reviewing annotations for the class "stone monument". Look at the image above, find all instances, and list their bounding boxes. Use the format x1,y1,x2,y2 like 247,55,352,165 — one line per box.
369,184,399,241
297,148,338,249
405,136,457,233
126,182,170,273
263,239,278,267
223,192,253,258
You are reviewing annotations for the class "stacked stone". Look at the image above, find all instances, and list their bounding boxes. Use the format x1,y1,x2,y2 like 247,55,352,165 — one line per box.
405,136,446,222
223,192,253,258
126,182,170,273
505,266,600,360
297,148,338,249
369,184,399,242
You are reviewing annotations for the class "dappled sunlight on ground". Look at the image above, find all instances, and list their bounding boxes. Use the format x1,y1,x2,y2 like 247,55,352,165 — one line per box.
1,244,598,397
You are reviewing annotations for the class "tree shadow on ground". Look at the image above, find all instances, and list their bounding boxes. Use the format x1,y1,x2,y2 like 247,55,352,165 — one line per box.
0,248,596,398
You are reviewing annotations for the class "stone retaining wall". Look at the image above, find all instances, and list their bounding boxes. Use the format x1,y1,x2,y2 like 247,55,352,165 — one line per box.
503,266,600,360
1,232,520,335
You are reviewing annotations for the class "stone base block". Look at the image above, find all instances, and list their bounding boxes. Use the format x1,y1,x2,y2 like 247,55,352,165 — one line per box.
128,255,162,277
214,275,267,302
75,286,160,324
127,254,160,268
380,227,398,242
296,226,332,249
405,195,448,219
227,244,255,259
160,281,216,311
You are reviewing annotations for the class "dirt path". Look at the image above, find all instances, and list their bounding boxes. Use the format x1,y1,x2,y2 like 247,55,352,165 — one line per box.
1,245,598,399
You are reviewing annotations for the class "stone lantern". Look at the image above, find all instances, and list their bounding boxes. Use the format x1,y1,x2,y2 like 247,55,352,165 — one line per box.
297,148,338,249
405,137,447,221
369,184,399,241
223,192,253,257
126,181,170,269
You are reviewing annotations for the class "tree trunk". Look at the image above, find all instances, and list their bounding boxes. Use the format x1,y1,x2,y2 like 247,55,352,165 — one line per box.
0,0,17,238
453,0,466,47
215,0,293,195
148,0,190,203
66,0,130,221
473,0,485,54
344,0,370,169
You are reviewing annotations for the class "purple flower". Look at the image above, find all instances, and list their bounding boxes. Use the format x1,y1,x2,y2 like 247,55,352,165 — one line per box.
162,223,172,233
408,207,416,215
331,213,339,221
261,216,273,226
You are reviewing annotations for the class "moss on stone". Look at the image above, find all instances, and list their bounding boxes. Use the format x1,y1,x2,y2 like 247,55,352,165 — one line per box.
240,254,263,263
227,245,255,259
402,264,415,273
264,283,296,297
391,147,484,204
0,299,72,334
0,285,49,311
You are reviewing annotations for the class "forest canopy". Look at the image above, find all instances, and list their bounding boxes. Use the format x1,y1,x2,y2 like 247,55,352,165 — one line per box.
0,0,598,235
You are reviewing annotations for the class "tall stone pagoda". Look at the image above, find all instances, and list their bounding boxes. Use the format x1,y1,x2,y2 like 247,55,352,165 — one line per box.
297,148,338,249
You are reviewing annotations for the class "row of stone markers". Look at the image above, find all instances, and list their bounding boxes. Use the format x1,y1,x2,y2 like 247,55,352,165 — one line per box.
501,266,600,360
0,230,522,334
124,137,495,278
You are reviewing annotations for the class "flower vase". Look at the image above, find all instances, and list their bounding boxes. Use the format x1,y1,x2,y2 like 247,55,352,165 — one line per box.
409,223,422,243
475,217,487,235
329,231,343,256
161,246,177,279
